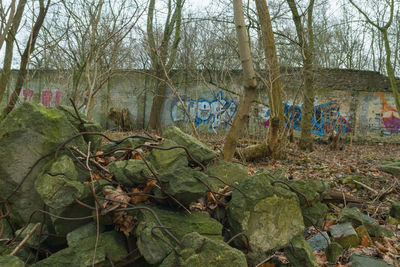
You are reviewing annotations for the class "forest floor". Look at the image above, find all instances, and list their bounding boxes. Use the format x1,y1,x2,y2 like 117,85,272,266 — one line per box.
105,130,400,266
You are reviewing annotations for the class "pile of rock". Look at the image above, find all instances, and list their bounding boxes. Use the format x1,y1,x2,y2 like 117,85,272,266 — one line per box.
0,103,341,266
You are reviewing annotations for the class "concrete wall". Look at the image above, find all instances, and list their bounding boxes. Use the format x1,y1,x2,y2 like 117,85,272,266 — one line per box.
2,69,400,141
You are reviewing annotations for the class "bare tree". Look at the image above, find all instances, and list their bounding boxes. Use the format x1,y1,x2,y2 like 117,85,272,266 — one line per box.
2,0,51,118
349,0,400,114
223,0,258,161
147,0,185,132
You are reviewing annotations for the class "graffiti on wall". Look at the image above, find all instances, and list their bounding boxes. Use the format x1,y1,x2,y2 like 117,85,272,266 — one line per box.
170,91,238,130
378,93,400,134
260,101,351,136
10,89,62,107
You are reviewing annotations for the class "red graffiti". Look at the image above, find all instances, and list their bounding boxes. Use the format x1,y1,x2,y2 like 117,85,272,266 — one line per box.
41,91,53,107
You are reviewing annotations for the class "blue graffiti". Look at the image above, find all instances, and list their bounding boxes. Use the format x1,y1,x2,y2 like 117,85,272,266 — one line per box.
171,91,238,130
261,101,350,136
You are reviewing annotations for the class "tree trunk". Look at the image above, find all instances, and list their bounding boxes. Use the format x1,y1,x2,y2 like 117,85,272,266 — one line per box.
287,0,315,151
0,0,27,104
2,0,50,118
148,68,167,131
223,0,258,161
256,0,285,159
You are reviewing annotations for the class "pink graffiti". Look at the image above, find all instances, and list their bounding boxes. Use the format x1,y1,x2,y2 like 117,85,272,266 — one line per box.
23,89,34,100
54,91,62,107
41,91,53,107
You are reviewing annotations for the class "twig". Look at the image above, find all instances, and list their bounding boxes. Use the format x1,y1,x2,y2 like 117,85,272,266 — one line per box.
70,146,110,174
10,223,41,256
353,180,379,195
69,98,85,125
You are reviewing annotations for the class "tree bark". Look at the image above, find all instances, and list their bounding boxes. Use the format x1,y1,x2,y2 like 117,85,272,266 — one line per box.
1,0,50,118
256,0,285,159
0,0,27,104
223,0,258,161
147,0,184,133
287,0,315,151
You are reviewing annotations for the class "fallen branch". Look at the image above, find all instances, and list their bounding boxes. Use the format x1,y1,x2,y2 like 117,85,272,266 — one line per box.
10,222,41,256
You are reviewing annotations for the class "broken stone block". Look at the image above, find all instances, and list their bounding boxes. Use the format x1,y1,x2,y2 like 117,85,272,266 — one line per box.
160,167,209,206
228,174,304,264
32,231,127,267
163,126,216,164
329,222,360,248
349,254,394,267
307,232,330,252
108,159,151,186
355,225,372,246
0,255,25,267
35,155,84,210
386,216,400,225
286,179,330,207
302,202,329,227
133,206,223,241
160,232,247,267
66,222,104,247
325,242,343,262
389,201,400,220
284,235,318,267
206,160,249,190
380,161,400,177
338,207,393,237
136,221,172,264
146,139,188,174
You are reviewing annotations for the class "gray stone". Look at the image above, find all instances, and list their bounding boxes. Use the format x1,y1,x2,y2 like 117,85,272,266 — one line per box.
32,231,127,267
381,161,400,177
349,254,394,267
109,159,151,186
146,139,188,174
163,126,216,164
57,105,102,151
390,201,400,220
136,221,172,264
15,223,47,247
339,207,393,237
286,179,330,207
133,206,223,241
284,235,318,267
325,242,343,262
206,160,249,190
0,102,87,225
302,202,329,227
227,174,304,264
160,232,247,267
307,232,330,252
329,222,360,248
161,167,209,206
0,255,25,267
66,222,104,247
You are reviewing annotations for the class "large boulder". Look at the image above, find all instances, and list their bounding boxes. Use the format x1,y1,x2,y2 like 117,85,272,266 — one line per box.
0,103,87,225
338,207,393,237
160,167,210,206
163,126,216,164
227,174,304,264
286,179,330,207
206,160,249,190
146,139,188,174
160,232,247,267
